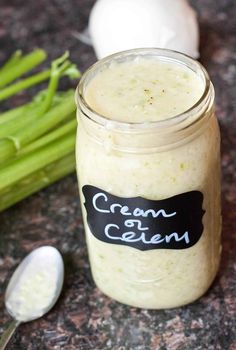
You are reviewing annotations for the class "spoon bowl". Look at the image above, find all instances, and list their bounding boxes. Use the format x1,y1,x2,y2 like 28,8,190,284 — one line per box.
0,246,64,349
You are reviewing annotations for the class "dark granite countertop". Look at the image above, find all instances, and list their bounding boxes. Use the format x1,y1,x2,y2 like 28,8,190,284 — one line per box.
0,0,235,349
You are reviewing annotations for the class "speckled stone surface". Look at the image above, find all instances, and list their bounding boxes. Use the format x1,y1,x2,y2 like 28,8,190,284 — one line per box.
0,0,235,349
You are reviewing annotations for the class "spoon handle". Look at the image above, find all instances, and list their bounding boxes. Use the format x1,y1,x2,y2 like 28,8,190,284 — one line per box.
0,319,20,350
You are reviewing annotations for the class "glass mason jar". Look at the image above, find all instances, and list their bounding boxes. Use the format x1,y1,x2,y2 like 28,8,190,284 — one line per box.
75,48,221,309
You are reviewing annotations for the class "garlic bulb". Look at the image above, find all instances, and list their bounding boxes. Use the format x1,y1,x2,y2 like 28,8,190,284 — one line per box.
89,0,199,59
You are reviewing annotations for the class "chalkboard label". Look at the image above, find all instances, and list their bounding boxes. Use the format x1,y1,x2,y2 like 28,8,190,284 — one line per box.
82,185,205,251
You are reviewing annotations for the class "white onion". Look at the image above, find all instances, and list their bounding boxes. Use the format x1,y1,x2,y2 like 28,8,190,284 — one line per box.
89,0,199,59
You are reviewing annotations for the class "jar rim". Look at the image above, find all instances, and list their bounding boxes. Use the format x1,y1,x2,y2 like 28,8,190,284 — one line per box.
76,48,212,131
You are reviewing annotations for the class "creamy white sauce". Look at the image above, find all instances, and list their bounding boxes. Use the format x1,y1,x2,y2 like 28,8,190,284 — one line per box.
85,59,204,122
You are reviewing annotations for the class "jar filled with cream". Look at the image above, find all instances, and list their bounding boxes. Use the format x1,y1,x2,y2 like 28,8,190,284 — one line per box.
75,48,221,309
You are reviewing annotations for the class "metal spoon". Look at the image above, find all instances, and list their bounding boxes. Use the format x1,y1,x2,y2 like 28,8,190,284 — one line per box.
0,246,64,349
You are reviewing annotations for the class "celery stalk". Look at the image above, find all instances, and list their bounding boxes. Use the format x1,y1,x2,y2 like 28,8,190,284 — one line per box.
0,153,75,211
38,52,77,114
0,103,33,125
18,118,76,155
0,49,47,88
0,92,75,164
0,131,75,191
0,49,79,211
0,89,72,133
0,70,51,101
0,102,42,137
0,90,50,126
0,50,22,74
0,52,80,143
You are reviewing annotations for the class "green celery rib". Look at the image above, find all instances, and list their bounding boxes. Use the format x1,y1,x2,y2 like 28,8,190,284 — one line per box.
0,50,22,74
0,89,49,126
19,118,76,155
38,53,71,114
0,139,16,164
0,53,79,136
0,131,75,191
36,52,80,114
0,102,33,125
0,102,43,137
0,90,73,127
0,70,50,101
0,90,74,139
0,54,78,138
23,95,76,138
0,153,75,211
0,92,75,164
0,49,47,88
0,107,39,139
